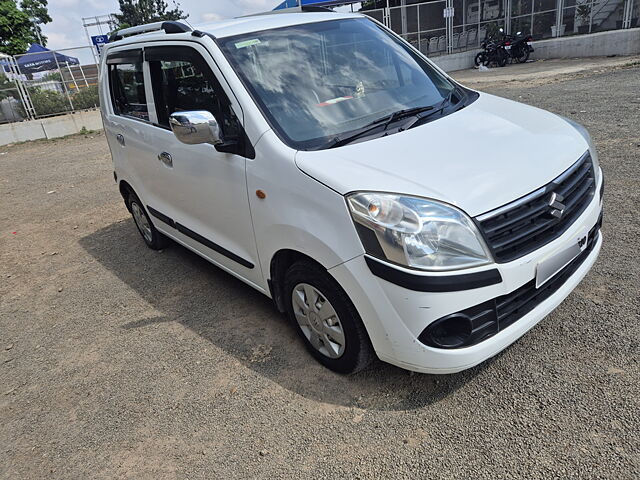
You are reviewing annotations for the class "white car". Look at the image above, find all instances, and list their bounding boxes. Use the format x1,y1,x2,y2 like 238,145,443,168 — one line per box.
99,11,603,374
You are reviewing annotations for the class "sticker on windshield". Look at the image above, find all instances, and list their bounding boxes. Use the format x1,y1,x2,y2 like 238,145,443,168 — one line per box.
235,39,261,49
317,96,353,107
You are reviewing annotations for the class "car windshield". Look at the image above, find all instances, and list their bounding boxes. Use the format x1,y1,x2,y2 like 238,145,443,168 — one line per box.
218,17,459,150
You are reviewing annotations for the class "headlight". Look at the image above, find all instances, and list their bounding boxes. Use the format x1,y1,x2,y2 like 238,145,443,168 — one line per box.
561,116,600,177
347,192,493,271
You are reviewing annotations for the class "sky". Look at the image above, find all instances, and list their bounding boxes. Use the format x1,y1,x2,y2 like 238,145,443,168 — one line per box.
41,0,361,53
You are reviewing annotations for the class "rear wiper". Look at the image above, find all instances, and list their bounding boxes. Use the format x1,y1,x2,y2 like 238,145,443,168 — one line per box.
326,105,435,149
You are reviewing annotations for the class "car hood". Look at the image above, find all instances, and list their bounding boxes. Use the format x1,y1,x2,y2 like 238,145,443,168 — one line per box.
295,93,589,217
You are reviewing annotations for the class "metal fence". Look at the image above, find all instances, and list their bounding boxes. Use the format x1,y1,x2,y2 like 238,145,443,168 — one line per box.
0,46,99,125
363,0,639,56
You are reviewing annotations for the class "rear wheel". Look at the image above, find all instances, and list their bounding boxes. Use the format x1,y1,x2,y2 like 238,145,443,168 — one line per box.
496,50,509,67
283,261,374,374
127,192,169,250
474,52,489,67
514,45,530,63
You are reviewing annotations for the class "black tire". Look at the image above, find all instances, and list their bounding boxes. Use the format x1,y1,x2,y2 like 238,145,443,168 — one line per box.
515,45,530,63
283,261,374,374
474,52,488,67
126,191,169,250
497,50,508,67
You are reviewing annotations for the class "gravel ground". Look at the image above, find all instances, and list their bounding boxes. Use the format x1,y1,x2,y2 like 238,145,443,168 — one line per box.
1,60,639,479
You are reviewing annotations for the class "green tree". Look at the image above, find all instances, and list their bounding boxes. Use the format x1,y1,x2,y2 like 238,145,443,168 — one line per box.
360,0,401,9
114,0,187,28
0,0,35,55
72,85,100,110
18,86,70,116
20,0,52,46
0,74,20,100
41,71,61,81
359,0,378,10
0,0,50,54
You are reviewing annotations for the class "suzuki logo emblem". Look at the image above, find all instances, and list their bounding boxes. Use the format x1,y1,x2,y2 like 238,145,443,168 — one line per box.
547,192,565,220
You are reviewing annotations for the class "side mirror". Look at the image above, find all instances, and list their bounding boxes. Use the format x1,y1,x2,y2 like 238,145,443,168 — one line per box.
169,110,223,146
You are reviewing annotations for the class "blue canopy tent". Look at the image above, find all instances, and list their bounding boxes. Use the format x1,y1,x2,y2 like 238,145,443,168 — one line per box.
273,0,359,9
14,44,79,75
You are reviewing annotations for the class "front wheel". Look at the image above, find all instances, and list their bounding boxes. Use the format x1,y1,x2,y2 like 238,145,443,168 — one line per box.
283,261,374,374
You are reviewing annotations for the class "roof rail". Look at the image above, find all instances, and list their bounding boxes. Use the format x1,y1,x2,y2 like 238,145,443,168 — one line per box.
298,6,334,11
109,21,191,42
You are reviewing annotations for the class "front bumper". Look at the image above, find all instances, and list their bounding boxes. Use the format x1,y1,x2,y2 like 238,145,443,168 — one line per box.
329,184,603,374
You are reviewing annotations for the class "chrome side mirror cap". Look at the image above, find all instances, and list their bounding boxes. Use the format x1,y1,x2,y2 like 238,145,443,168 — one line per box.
169,110,223,146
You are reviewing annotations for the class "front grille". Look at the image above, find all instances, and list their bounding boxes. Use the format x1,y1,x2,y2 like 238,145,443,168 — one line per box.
419,217,602,349
496,218,600,331
477,152,596,263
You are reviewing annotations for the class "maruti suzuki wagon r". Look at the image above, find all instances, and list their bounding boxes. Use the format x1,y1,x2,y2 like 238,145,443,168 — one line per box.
100,11,603,374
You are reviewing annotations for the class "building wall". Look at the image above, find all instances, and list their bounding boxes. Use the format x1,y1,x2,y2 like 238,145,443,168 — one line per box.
0,109,102,146
430,26,640,71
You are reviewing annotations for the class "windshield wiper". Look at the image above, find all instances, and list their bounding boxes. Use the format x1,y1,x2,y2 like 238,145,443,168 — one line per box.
371,105,436,130
326,105,435,149
405,90,464,130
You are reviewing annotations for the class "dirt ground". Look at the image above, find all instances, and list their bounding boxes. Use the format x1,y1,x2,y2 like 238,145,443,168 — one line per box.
1,58,639,479
453,54,640,88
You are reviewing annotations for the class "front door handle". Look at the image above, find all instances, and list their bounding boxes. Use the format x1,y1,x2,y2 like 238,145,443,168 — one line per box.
116,134,125,146
158,151,173,167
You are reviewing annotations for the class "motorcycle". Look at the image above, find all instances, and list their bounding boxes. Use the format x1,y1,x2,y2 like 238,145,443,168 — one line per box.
474,38,508,68
503,31,534,63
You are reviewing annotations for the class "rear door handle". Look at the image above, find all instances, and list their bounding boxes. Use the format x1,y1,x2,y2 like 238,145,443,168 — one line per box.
116,134,125,146
158,152,173,167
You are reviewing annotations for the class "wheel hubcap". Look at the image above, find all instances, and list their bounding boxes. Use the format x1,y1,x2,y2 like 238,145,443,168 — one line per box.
292,283,345,359
131,202,153,243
